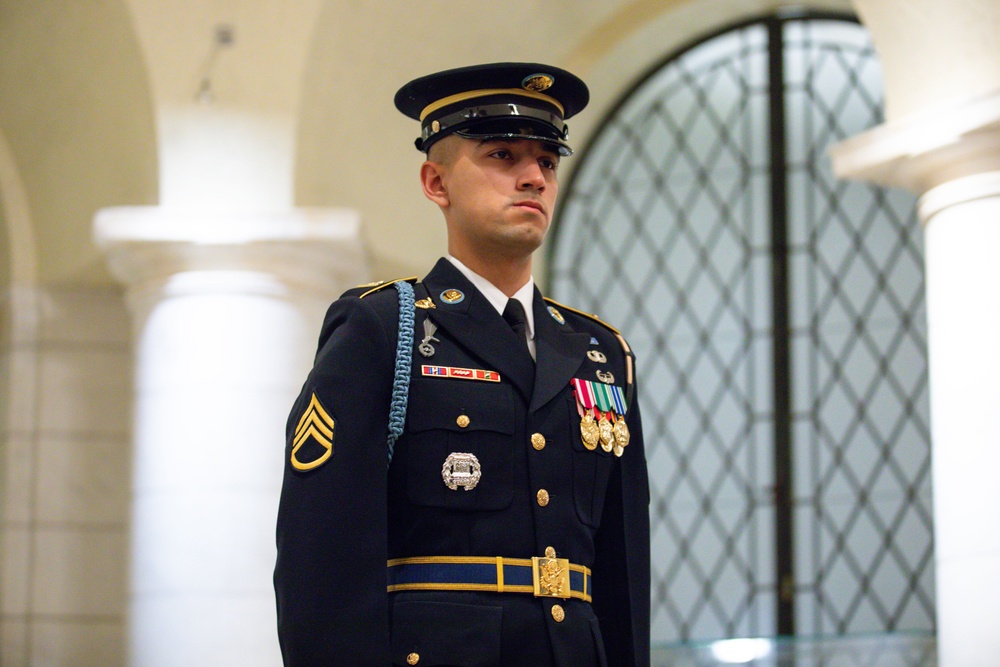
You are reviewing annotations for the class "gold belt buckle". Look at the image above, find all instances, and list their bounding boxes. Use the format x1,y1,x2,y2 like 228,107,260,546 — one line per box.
531,556,571,598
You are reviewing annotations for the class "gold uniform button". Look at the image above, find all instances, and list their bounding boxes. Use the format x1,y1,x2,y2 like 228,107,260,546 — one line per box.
407,653,420,665
551,604,566,622
545,546,556,558
456,414,470,428
531,433,546,450
537,489,550,506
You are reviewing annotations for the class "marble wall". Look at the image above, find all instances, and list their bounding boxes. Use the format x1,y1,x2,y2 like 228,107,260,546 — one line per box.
1,286,132,666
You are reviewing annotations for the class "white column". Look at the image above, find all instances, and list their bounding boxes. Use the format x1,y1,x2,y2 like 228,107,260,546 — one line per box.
831,89,1000,666
94,207,367,667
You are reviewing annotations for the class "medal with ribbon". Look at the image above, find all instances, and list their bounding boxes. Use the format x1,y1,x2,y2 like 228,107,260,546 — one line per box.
571,378,630,456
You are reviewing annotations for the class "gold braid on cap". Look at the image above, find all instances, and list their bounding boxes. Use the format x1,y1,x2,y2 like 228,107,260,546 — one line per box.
420,88,565,122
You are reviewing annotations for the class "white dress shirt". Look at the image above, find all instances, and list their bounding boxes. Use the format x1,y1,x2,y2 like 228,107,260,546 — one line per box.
446,255,536,359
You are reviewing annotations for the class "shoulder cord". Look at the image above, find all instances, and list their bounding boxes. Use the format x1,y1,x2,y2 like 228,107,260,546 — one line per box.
387,280,415,466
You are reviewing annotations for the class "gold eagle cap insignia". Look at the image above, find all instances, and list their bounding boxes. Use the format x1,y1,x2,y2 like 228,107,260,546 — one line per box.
522,73,554,92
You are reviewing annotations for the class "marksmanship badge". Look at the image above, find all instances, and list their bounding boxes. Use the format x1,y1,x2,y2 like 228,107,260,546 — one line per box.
442,452,481,491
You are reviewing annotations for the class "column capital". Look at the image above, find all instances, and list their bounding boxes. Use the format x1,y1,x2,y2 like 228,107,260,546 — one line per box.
93,206,368,309
830,87,1000,202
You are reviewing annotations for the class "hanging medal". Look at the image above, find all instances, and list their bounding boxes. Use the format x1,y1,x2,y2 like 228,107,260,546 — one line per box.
612,416,630,455
574,382,600,450
598,411,614,453
593,382,615,452
610,384,630,456
418,318,440,358
573,380,600,450
580,410,600,451
572,378,629,456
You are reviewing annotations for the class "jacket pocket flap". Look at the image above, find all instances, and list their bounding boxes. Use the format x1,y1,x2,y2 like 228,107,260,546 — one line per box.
391,599,502,666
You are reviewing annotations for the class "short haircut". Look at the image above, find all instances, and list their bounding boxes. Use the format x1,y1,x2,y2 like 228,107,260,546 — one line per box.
426,134,461,166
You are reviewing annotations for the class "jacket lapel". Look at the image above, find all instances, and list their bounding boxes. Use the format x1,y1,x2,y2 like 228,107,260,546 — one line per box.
530,288,591,413
422,259,536,402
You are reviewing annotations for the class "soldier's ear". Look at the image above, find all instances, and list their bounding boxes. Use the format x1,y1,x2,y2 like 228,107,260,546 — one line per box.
420,160,450,209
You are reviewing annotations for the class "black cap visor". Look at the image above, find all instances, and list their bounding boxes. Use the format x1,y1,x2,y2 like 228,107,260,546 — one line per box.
418,93,573,155
452,123,573,156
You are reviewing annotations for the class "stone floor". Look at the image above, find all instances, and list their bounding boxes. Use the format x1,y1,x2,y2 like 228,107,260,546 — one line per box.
651,632,936,666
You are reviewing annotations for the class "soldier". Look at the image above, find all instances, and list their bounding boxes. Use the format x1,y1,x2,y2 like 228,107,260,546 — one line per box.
275,62,650,666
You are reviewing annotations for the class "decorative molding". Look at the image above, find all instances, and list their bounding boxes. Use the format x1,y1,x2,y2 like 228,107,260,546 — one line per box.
830,87,1000,198
919,171,1000,221
93,206,368,321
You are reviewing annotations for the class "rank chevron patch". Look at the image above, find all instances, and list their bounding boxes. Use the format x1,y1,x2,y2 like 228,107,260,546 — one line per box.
290,393,335,471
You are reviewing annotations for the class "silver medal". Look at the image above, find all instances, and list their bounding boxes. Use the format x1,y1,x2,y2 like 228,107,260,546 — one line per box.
419,318,440,358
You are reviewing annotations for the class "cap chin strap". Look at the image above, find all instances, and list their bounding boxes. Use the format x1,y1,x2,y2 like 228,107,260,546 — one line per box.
421,102,566,144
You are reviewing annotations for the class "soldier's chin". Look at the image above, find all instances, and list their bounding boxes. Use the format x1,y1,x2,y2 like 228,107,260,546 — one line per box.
508,225,547,253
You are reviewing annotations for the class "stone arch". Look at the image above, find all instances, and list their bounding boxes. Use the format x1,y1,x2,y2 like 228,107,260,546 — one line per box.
0,0,158,287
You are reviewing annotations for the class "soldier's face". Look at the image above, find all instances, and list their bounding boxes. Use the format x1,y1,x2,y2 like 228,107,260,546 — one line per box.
437,137,560,259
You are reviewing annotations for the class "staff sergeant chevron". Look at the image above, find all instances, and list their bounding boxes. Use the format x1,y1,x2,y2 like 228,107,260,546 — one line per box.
290,392,336,471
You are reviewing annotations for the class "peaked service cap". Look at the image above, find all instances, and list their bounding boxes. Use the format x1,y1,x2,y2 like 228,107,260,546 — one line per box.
394,62,589,156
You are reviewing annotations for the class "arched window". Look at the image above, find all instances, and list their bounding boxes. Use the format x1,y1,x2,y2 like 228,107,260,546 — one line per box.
550,12,934,644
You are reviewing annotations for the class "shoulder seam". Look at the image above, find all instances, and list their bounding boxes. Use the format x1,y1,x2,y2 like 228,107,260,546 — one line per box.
358,276,420,299
544,297,634,397
542,297,620,335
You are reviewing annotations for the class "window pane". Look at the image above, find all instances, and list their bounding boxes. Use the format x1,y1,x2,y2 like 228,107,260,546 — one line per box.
783,19,934,635
550,15,933,644
551,23,775,642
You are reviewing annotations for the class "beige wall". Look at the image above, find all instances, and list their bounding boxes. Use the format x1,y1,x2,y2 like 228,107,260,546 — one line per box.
0,202,7,293
0,1,157,287
1,286,133,665
853,0,1000,121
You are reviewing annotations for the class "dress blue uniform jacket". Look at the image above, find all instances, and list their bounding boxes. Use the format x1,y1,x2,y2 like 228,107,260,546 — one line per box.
275,258,650,666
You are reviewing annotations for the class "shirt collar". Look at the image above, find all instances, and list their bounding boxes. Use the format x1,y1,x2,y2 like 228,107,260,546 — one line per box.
446,255,535,341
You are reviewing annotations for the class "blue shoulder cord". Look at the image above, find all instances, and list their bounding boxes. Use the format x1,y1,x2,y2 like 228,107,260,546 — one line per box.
387,280,415,466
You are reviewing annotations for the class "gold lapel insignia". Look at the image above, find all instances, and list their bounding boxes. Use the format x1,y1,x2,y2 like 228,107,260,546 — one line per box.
415,297,436,309
290,393,335,471
547,305,565,325
440,289,465,304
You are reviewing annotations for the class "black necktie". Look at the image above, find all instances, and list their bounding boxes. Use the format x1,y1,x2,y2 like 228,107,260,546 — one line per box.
502,298,531,358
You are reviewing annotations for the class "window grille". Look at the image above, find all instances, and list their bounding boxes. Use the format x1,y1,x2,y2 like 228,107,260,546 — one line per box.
549,12,933,643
